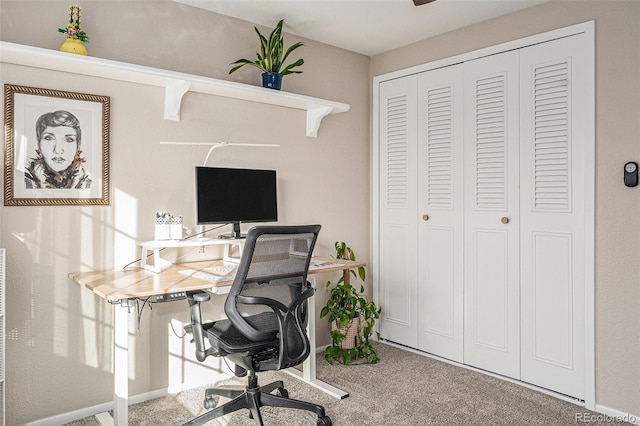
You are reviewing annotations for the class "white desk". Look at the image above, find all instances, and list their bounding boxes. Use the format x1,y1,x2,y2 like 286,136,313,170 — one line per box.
69,256,361,425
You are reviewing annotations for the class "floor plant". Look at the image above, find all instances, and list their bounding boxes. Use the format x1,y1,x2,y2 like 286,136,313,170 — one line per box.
320,242,381,365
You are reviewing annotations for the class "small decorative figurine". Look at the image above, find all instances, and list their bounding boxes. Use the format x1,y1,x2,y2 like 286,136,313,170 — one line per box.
58,4,89,55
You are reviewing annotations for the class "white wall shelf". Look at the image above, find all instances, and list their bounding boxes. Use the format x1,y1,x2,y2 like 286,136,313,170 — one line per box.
0,42,350,137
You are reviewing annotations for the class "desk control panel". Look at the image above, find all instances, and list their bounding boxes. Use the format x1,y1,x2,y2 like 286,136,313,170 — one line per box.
149,292,186,303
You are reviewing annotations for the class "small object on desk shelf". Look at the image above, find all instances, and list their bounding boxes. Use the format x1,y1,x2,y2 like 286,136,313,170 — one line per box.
154,212,183,240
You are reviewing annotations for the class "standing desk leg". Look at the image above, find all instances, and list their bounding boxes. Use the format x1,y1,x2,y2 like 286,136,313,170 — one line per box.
284,277,349,399
113,300,133,425
303,277,317,383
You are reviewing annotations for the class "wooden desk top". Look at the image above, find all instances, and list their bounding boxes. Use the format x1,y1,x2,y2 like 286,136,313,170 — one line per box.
69,257,365,302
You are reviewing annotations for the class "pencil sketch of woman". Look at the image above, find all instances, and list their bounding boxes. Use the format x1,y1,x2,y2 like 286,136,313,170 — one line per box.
25,110,92,189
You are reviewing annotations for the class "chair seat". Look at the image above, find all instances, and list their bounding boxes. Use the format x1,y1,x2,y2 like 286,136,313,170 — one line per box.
207,312,280,354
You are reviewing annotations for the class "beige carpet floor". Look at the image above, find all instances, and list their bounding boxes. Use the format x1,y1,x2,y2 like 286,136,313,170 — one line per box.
65,342,624,425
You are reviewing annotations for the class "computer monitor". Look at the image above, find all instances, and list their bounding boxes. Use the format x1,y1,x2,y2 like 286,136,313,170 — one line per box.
195,166,278,238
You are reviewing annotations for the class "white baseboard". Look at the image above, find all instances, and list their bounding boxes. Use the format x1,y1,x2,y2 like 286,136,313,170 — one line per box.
593,404,639,425
26,388,168,426
316,344,329,354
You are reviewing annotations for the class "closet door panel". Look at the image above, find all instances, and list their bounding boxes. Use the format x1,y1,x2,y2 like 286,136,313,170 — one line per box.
463,50,521,379
380,224,414,331
472,229,509,349
378,76,419,347
416,65,464,362
519,34,587,399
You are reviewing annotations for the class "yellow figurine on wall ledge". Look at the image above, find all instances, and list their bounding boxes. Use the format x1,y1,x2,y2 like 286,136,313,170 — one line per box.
58,4,89,55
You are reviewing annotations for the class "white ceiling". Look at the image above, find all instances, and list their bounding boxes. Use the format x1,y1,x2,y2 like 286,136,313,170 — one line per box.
173,0,548,56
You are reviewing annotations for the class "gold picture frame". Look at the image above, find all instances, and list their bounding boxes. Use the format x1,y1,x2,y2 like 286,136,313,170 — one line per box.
4,84,110,206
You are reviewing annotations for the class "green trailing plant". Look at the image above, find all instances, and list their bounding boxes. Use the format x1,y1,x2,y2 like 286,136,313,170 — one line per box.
320,242,381,365
228,19,304,76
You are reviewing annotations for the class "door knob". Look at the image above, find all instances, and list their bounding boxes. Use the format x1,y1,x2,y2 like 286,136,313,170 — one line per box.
422,214,429,221
501,217,509,224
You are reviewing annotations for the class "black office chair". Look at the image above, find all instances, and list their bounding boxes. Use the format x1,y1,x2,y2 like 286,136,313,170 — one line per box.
183,225,332,426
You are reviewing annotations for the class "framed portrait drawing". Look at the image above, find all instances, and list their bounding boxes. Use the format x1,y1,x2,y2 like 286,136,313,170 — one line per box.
4,84,110,206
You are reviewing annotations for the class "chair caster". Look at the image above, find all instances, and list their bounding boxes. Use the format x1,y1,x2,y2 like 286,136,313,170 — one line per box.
203,395,217,409
276,387,289,398
317,415,332,426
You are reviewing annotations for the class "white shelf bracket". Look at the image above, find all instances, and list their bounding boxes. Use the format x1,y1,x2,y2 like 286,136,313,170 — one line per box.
306,105,334,137
164,79,191,121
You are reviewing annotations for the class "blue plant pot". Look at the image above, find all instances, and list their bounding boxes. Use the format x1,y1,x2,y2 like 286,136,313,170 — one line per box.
262,72,283,90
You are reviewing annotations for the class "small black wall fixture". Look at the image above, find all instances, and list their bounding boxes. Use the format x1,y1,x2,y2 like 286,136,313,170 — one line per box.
624,161,638,187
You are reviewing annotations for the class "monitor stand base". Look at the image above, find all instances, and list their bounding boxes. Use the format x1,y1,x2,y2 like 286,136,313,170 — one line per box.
217,222,243,240
217,234,245,240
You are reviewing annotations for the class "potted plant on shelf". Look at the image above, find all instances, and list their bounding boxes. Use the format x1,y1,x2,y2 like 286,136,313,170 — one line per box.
320,242,381,365
58,4,89,56
228,19,304,90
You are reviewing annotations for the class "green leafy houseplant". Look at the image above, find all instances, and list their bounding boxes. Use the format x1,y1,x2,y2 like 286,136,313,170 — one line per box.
320,242,381,365
228,19,304,88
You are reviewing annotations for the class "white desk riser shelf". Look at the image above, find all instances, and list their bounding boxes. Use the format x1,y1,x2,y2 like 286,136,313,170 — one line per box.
140,238,244,273
0,42,350,137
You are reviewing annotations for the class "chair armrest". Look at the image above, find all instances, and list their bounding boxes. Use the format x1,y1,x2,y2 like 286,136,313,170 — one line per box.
186,291,218,362
236,295,289,314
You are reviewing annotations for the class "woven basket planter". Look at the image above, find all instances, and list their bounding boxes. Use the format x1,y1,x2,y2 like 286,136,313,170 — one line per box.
331,316,360,350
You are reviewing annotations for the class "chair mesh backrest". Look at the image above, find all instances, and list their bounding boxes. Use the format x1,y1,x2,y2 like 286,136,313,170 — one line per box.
246,233,315,284
224,225,320,366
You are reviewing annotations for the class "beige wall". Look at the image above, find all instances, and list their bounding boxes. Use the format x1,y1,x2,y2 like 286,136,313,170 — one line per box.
371,0,640,418
0,1,369,424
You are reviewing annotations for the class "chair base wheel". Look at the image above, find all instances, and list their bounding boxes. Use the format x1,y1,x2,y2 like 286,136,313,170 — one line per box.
277,387,289,398
203,395,217,410
317,415,332,426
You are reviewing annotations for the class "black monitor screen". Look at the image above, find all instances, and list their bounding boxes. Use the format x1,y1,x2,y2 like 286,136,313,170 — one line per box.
196,166,278,226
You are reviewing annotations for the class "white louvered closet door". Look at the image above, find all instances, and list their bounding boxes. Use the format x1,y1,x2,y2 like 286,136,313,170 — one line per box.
416,65,464,362
463,50,521,379
376,29,591,400
378,75,419,347
519,35,587,399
